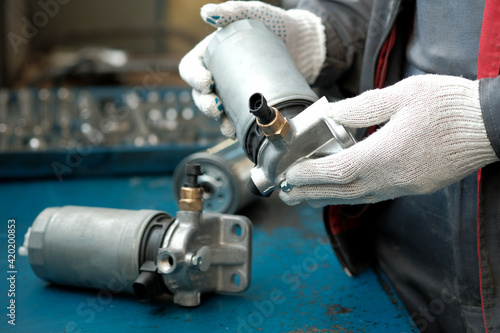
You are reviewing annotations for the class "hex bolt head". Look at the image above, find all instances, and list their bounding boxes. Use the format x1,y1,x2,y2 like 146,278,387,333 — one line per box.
191,255,203,267
190,246,211,272
280,179,293,193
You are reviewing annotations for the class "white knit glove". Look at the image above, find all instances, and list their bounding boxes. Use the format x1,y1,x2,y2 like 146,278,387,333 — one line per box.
279,74,499,207
178,1,326,137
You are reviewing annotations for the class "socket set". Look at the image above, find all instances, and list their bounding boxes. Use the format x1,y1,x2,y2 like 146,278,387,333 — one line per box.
0,86,224,179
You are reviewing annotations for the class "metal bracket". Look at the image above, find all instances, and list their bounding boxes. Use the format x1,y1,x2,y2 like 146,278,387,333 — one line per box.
251,97,356,196
158,210,252,307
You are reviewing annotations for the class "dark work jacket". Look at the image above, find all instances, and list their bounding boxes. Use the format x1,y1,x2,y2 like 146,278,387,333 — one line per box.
298,0,500,332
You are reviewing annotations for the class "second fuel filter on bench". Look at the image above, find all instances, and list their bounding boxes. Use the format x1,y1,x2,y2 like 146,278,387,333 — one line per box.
173,139,255,214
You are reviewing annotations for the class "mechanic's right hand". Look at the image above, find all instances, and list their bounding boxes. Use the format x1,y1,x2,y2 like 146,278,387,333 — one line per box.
178,1,326,138
279,74,499,207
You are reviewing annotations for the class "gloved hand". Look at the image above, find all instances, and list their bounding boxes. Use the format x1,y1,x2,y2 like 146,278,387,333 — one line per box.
279,74,499,207
178,1,326,137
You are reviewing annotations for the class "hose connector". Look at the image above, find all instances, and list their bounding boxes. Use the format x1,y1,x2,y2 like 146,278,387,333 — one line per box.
179,164,203,211
249,93,290,142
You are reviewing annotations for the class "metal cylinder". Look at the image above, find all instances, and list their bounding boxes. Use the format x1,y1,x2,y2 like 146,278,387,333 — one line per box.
173,139,254,214
27,206,166,293
204,19,318,145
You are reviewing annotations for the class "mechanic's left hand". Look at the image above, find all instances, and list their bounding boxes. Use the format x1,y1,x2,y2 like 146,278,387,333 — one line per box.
279,74,499,207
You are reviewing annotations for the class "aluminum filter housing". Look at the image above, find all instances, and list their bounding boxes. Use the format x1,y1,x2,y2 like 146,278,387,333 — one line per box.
204,20,318,154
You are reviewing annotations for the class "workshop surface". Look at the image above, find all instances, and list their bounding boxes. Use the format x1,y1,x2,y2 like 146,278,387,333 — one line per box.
0,175,416,333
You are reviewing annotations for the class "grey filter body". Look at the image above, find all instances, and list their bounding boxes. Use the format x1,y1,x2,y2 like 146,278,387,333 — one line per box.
27,206,163,293
173,139,254,214
203,19,318,155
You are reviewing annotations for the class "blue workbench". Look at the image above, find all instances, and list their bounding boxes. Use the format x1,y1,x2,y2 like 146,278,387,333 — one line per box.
0,175,416,332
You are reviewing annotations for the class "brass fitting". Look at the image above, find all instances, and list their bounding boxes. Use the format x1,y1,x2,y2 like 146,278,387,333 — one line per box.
179,187,203,211
256,108,290,142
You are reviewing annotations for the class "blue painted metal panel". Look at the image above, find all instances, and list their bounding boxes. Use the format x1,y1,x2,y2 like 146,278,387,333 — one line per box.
0,176,416,332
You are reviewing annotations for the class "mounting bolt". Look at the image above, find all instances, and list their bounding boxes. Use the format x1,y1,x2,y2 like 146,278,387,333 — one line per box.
191,255,203,267
280,179,293,193
190,246,211,272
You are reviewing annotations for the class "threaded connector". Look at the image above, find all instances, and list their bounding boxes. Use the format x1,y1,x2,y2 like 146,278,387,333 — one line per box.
249,93,289,142
179,164,204,211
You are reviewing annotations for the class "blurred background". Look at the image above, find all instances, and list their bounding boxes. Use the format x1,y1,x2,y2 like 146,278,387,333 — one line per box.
2,0,224,88
0,0,297,181
1,0,298,88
